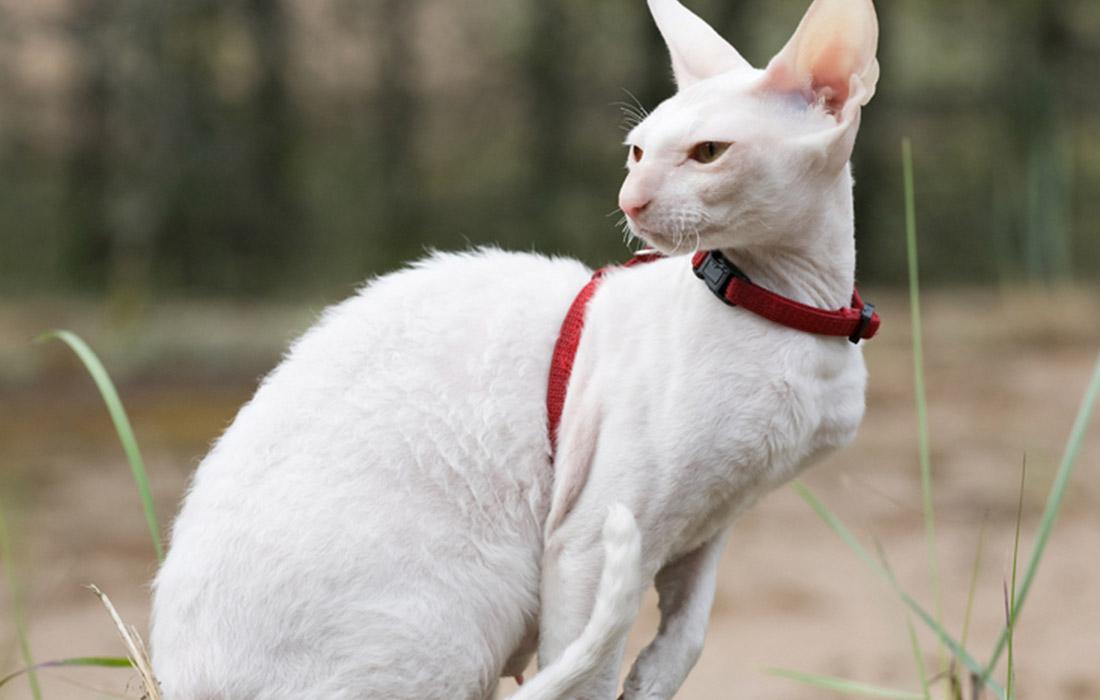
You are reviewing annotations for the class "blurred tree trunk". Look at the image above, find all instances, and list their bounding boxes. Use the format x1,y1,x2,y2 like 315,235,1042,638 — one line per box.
370,0,423,267
243,0,300,288
1002,0,1072,285
151,2,217,289
708,0,751,59
1023,0,1072,284
147,0,300,294
63,0,113,293
524,0,572,252
64,1,164,310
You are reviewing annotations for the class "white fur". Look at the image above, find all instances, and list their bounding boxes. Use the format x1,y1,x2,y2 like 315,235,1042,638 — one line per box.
151,1,878,698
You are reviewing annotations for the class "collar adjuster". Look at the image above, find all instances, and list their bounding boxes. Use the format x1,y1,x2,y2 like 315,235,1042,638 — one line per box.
692,250,750,306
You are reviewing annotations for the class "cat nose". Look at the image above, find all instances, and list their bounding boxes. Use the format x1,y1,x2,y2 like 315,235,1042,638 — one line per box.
620,197,651,220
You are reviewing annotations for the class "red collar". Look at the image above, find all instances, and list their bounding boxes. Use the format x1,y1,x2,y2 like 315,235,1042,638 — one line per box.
547,251,880,455
691,250,880,344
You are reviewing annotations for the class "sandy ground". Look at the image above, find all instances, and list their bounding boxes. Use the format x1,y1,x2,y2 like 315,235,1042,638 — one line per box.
1,288,1098,699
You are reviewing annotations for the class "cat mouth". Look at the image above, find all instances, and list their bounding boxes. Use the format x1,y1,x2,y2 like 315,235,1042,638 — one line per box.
629,222,665,243
631,225,700,254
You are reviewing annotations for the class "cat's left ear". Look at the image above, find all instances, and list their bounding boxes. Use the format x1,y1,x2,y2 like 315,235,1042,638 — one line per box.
759,0,879,166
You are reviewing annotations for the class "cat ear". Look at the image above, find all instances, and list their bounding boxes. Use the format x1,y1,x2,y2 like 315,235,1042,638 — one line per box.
760,0,879,117
647,0,753,89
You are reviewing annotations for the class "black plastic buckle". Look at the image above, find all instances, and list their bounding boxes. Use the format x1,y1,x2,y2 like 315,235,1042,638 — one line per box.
849,302,876,344
693,251,751,306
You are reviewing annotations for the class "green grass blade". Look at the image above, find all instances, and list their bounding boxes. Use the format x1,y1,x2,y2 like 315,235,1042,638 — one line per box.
1006,459,1026,699
36,330,164,563
902,138,944,662
794,482,881,571
871,541,930,699
0,504,43,700
985,351,1100,676
764,668,925,699
960,517,987,653
0,657,132,689
904,615,930,700
793,482,1007,700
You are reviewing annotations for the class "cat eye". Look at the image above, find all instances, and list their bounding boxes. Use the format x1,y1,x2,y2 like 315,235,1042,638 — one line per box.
689,141,732,164
631,145,644,162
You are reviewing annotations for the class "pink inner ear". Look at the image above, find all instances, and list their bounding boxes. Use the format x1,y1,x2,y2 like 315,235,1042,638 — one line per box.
811,41,855,113
759,0,879,116
761,40,866,116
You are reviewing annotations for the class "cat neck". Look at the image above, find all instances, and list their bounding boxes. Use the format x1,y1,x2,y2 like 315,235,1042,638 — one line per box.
716,175,857,310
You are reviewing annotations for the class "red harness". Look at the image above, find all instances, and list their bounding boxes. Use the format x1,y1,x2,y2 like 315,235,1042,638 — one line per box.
546,251,880,455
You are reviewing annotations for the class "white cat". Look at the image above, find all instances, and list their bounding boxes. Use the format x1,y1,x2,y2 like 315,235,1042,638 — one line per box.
150,0,879,698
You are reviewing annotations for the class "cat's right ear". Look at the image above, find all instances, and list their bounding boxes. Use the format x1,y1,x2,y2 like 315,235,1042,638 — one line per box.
757,0,879,172
759,0,879,117
647,0,753,90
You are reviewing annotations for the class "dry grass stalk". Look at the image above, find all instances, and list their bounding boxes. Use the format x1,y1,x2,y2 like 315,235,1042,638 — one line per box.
87,584,162,700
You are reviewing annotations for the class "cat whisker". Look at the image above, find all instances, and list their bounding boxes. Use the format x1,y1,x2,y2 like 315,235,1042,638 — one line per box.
614,101,647,132
620,89,650,119
613,101,647,122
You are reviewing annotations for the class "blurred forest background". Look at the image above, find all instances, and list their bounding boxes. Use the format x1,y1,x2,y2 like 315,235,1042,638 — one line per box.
2,2,1100,698
1,0,1098,301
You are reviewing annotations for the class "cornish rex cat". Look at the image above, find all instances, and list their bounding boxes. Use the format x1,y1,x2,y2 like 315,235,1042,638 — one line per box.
151,0,880,697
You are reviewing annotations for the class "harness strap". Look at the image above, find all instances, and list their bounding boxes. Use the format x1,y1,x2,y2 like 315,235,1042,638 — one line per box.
546,253,661,455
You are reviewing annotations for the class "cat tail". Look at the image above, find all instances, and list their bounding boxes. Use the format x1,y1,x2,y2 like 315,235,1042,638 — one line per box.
508,503,643,700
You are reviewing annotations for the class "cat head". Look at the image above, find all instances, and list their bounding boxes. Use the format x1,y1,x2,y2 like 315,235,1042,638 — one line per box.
620,0,879,255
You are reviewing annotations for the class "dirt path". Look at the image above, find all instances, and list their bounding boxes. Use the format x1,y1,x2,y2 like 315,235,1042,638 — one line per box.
1,289,1098,699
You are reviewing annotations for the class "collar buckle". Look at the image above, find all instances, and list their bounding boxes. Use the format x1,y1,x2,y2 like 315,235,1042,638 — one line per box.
848,302,876,344
692,250,751,306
